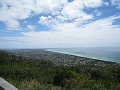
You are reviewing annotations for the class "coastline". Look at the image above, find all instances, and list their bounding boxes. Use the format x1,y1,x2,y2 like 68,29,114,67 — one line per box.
45,49,119,64
2,49,119,64
2,49,119,66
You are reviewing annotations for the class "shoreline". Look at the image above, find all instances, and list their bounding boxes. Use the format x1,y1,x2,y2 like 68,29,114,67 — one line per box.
2,49,119,65
45,49,119,64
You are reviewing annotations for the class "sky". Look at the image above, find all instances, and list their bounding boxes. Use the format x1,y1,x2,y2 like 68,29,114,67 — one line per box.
0,0,120,48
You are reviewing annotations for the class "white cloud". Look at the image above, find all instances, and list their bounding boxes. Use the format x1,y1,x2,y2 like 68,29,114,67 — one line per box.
61,0,84,20
0,0,33,30
0,0,104,30
39,16,58,26
1,15,120,48
38,0,103,26
104,2,109,6
83,0,103,7
95,10,103,16
27,25,35,31
6,19,20,30
80,16,115,30
111,0,120,9
0,0,67,30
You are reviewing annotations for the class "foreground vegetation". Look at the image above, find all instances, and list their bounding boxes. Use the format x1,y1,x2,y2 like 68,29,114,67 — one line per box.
0,50,120,90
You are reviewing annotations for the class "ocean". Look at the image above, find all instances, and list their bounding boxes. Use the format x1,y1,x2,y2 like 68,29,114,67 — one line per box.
47,47,120,62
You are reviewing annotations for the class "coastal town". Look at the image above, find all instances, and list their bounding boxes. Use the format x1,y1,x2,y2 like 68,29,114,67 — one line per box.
6,49,120,70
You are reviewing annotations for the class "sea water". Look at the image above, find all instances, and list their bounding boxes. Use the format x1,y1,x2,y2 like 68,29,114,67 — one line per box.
47,47,120,62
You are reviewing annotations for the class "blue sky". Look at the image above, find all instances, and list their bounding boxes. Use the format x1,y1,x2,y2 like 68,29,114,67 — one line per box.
0,0,120,48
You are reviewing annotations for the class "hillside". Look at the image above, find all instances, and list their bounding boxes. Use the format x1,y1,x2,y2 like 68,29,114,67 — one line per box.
0,50,120,90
